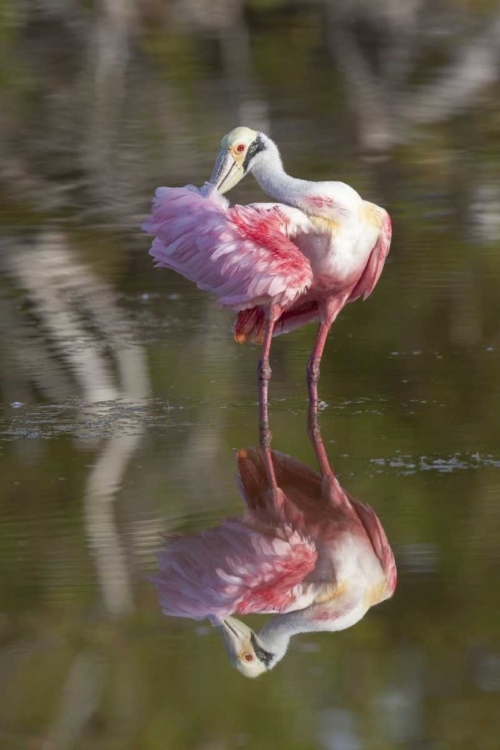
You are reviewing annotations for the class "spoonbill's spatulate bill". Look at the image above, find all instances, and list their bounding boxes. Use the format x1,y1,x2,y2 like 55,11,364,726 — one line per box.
143,127,391,406
153,411,397,678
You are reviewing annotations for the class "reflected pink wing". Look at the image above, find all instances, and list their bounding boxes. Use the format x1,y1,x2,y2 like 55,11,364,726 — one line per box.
153,519,317,623
143,184,313,311
348,493,397,596
237,447,322,525
349,210,392,303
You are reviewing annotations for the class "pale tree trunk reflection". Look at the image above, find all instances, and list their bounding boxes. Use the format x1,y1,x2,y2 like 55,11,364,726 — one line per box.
3,229,150,746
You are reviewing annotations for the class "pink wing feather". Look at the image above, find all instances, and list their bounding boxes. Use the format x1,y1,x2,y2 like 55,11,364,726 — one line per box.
153,519,317,623
347,492,397,596
143,184,313,311
349,210,392,303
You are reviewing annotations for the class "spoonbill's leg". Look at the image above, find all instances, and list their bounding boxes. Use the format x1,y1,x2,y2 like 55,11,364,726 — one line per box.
259,390,272,447
307,401,337,501
307,402,331,477
258,305,279,425
307,322,331,410
259,392,284,513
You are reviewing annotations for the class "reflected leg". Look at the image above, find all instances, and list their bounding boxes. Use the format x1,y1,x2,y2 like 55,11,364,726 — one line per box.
258,373,283,513
307,401,332,478
258,306,279,429
307,400,337,502
307,322,331,411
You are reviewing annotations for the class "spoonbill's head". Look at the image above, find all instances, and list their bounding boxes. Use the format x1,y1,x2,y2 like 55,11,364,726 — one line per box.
217,616,280,678
209,126,265,194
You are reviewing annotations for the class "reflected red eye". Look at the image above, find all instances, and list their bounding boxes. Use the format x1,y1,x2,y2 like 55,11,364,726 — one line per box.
243,653,254,662
236,144,245,153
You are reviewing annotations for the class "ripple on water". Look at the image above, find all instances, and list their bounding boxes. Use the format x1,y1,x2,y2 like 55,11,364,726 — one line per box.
370,452,500,475
0,398,225,441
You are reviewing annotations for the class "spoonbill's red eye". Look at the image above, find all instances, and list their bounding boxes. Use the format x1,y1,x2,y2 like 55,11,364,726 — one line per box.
243,653,254,662
236,144,245,153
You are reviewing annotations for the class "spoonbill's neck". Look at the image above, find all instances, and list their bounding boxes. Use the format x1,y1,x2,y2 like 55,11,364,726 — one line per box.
257,598,368,665
257,608,322,661
250,139,303,207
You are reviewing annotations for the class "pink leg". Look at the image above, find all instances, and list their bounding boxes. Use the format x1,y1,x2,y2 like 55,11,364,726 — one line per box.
259,387,283,513
307,402,332,478
307,400,337,502
307,322,331,411
259,385,272,448
258,306,279,427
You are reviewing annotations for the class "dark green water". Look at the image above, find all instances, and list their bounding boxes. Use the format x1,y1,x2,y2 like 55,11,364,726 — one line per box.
1,2,500,748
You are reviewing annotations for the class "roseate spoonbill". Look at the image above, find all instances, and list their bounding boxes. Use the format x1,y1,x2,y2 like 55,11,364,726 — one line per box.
143,127,391,407
153,411,396,678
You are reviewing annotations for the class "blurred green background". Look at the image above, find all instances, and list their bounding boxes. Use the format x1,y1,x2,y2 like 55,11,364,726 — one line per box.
1,1,500,748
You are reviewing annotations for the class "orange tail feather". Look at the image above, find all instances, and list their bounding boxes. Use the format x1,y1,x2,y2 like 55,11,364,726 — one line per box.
234,302,319,345
233,308,266,344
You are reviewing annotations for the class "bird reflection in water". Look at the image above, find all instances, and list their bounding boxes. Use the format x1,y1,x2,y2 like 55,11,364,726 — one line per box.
153,410,396,678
